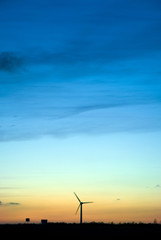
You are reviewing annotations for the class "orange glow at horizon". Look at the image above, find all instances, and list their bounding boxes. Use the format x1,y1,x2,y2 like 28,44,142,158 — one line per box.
1,193,161,224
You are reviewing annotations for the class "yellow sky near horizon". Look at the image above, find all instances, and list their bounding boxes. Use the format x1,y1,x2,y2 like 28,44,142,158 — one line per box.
1,188,161,224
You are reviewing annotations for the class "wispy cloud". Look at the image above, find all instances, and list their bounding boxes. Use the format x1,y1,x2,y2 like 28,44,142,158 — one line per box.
7,202,20,205
0,52,24,72
155,184,161,188
0,201,21,206
0,103,160,141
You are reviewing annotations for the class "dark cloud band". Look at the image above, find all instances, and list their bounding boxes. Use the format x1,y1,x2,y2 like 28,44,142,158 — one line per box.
0,52,24,72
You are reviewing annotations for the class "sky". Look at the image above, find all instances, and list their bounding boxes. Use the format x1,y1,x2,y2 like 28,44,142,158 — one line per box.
0,0,161,223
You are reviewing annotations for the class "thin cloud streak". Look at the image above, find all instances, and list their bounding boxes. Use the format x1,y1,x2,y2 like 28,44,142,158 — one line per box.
0,103,161,141
0,201,21,206
7,202,20,205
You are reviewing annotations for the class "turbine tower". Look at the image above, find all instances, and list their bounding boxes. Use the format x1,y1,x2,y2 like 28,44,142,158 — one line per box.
74,192,93,224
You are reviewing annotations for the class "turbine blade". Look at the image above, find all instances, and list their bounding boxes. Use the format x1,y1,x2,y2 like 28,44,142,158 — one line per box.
75,204,80,215
82,201,93,204
74,192,81,203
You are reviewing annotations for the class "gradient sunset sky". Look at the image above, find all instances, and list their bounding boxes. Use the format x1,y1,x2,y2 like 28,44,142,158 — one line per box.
0,0,161,224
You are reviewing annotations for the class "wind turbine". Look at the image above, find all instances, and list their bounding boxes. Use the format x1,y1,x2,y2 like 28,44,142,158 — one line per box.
74,192,93,224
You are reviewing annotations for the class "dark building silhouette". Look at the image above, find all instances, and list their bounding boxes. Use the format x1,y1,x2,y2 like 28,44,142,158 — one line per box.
41,219,48,224
25,218,30,223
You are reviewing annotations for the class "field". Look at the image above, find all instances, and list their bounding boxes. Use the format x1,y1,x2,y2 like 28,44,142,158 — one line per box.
0,223,161,239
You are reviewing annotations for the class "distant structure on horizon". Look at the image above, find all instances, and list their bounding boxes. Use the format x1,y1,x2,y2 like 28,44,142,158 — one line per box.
74,192,93,224
41,219,48,225
25,218,30,223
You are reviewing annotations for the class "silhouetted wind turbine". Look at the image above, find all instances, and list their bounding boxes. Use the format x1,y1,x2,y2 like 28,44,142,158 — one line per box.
74,192,93,224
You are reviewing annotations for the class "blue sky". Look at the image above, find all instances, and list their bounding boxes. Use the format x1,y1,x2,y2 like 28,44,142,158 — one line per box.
0,0,161,223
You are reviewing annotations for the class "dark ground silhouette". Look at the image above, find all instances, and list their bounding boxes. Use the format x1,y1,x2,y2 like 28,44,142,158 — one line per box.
1,223,161,239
